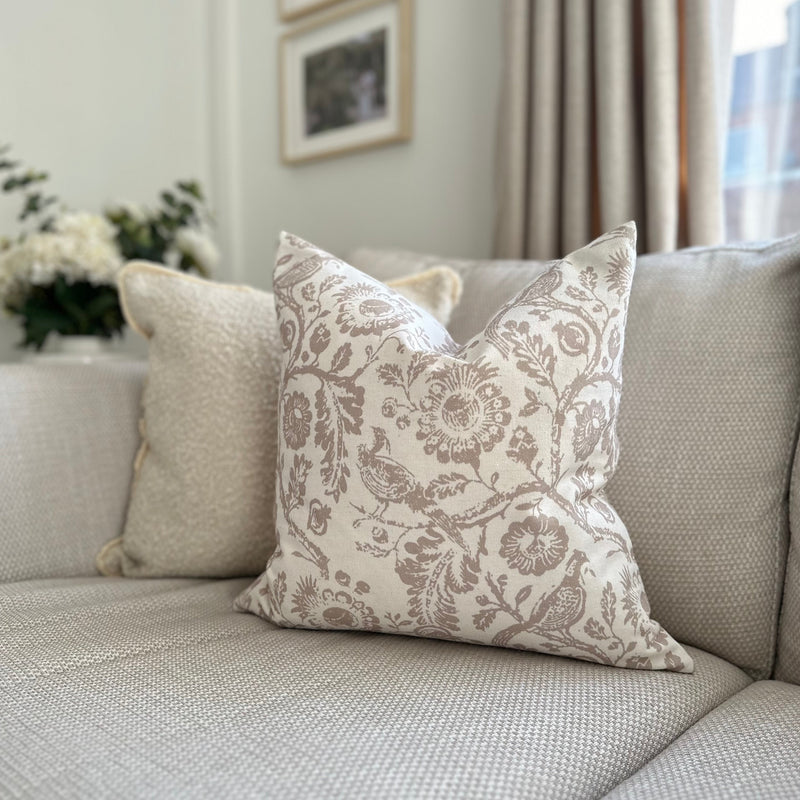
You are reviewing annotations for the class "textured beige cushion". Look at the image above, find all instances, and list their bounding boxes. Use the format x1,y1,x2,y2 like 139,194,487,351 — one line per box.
0,577,748,799
605,681,800,799
384,266,463,328
96,262,462,580
0,362,146,583
357,235,800,678
239,227,691,671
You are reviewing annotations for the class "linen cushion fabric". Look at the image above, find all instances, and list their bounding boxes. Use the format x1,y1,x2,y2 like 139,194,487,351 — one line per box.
238,226,692,671
96,263,463,579
604,681,800,800
0,577,748,799
0,362,145,583
359,234,800,679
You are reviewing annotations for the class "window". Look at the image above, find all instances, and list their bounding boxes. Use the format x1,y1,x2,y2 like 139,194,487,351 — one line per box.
724,0,800,240
725,125,768,177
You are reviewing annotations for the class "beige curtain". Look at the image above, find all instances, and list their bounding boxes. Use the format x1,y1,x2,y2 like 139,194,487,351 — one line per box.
494,0,733,258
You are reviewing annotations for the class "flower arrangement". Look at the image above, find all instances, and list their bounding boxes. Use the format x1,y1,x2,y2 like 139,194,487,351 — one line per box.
0,145,217,349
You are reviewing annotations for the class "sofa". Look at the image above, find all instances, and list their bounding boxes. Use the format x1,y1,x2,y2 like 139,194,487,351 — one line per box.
2,233,800,799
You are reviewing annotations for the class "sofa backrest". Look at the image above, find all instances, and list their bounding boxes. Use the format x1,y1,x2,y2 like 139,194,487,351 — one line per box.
351,234,800,679
0,362,146,582
610,238,800,681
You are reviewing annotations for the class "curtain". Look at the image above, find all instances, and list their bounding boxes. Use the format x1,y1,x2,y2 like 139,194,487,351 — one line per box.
494,0,734,258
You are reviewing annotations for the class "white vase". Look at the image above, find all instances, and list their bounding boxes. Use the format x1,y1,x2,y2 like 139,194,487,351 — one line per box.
22,335,117,364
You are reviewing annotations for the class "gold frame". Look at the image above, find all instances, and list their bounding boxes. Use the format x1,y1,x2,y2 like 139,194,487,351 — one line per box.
279,0,413,165
279,0,346,23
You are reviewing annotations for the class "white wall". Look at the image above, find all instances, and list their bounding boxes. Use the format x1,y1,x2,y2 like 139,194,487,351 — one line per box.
0,0,503,359
0,0,214,361
231,0,503,289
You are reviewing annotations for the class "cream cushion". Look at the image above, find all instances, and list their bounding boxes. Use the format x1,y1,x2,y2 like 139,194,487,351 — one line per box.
96,262,462,579
238,227,691,671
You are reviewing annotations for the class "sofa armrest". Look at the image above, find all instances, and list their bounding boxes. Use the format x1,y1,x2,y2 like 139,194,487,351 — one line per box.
0,361,146,582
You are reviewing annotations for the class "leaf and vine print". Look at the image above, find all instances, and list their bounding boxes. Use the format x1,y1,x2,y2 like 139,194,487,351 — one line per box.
237,226,693,673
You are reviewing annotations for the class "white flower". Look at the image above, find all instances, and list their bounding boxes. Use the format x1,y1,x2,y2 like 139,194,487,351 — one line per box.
175,227,218,274
55,211,118,243
0,212,123,306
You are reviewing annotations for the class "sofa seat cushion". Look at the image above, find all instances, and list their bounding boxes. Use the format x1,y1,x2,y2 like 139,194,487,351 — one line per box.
605,681,800,799
1,578,749,799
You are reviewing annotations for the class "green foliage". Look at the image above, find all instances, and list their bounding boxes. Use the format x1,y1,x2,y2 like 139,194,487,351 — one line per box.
105,179,211,276
0,144,58,235
0,144,215,349
5,275,125,350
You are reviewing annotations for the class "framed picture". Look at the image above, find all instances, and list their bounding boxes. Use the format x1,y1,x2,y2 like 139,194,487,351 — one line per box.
279,0,346,23
280,0,413,165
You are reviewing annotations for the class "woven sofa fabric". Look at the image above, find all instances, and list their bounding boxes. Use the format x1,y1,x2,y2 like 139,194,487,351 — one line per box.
0,362,145,583
776,440,800,684
604,681,800,799
1,579,748,800
354,236,800,678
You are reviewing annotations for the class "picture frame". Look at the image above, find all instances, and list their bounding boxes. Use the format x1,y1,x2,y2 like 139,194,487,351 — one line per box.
278,0,346,23
280,0,413,165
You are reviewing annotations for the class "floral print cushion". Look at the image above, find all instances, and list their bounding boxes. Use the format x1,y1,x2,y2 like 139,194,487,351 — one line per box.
237,226,693,672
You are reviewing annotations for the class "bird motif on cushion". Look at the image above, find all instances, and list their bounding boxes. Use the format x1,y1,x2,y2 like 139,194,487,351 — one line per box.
484,265,562,357
357,427,416,511
357,427,466,550
492,549,589,647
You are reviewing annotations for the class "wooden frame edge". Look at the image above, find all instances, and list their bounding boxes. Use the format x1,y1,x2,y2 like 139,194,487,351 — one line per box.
279,0,346,23
279,0,414,166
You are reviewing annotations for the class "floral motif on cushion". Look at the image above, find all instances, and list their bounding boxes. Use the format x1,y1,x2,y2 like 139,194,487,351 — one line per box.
237,225,693,672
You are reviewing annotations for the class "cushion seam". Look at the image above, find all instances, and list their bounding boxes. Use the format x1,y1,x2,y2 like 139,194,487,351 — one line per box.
0,583,221,632
771,392,800,679
0,627,271,683
599,675,757,798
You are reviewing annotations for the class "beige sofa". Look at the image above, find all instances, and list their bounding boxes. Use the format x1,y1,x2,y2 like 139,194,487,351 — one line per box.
2,235,800,798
